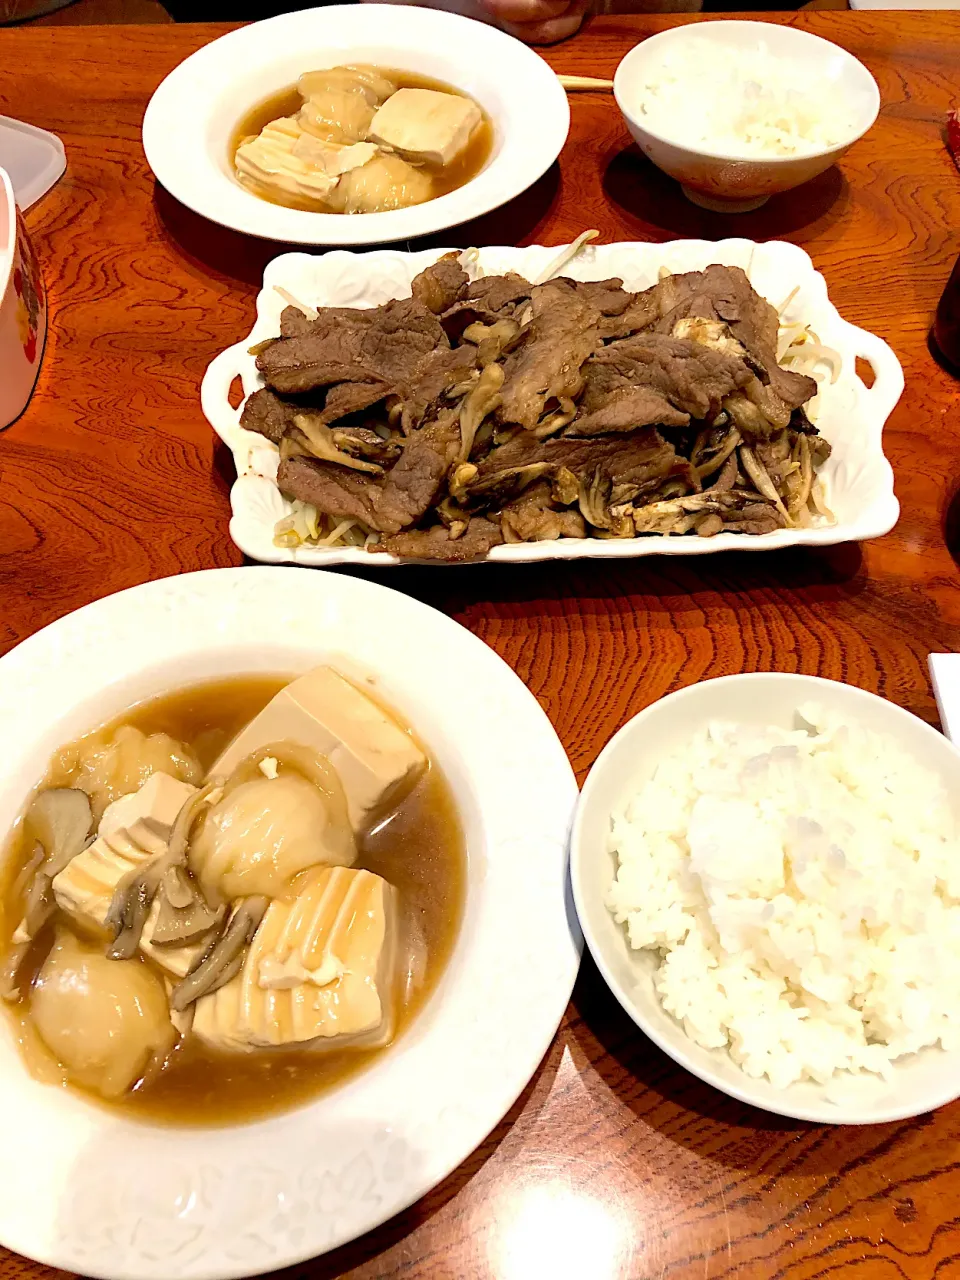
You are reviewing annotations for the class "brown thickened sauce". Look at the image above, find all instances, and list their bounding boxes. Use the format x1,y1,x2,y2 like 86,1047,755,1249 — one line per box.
0,675,466,1127
231,69,494,213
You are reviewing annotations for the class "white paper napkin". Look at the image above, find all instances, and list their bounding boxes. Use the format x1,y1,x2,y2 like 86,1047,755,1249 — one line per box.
928,653,960,745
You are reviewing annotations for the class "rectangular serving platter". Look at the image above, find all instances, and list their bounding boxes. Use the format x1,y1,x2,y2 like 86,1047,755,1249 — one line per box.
201,238,902,566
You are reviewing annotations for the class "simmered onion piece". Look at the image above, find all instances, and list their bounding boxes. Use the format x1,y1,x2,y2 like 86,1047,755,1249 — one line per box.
31,931,176,1097
50,725,201,821
297,65,397,105
189,744,356,902
326,152,432,214
298,90,376,144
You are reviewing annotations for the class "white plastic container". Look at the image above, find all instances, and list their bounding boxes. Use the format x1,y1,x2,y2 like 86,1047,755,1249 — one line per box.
0,165,46,430
0,115,65,211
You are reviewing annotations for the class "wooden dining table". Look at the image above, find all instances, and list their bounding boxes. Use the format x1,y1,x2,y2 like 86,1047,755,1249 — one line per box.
2,8,960,1278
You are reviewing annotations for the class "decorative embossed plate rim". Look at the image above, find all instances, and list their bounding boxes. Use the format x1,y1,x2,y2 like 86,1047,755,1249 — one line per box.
201,238,903,567
0,567,581,1279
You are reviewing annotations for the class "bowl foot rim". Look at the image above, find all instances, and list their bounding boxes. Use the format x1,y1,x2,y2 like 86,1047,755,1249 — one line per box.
680,184,770,213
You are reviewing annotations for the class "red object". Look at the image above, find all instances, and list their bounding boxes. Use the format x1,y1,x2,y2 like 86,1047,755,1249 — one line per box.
948,108,960,172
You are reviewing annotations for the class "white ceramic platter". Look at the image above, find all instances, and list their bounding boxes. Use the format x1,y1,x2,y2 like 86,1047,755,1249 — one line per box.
201,238,903,567
141,5,569,246
0,567,580,1279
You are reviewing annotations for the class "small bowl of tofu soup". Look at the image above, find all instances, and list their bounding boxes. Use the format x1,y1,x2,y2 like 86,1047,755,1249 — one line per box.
0,567,579,1278
142,4,570,246
232,65,495,217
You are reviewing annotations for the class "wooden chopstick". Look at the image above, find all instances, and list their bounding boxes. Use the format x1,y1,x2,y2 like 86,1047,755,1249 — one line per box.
557,75,615,91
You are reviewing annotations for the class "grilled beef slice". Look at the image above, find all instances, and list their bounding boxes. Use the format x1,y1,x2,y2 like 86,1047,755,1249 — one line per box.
381,517,504,561
473,425,679,495
439,272,534,340
257,297,447,395
652,265,817,409
241,382,391,444
566,364,690,436
411,254,469,314
277,454,394,532
376,414,461,531
497,281,602,430
593,332,753,421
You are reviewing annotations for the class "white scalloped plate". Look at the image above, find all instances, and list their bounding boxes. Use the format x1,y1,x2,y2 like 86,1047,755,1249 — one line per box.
0,567,580,1279
201,239,903,566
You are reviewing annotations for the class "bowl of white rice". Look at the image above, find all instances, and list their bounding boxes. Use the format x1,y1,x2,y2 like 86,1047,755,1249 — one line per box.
614,22,880,212
570,674,960,1124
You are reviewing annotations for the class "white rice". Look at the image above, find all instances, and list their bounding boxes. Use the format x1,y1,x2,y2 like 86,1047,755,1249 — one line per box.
630,40,858,159
606,705,960,1090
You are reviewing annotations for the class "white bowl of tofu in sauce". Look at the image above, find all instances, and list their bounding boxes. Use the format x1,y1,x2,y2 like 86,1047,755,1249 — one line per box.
0,567,579,1278
142,4,570,245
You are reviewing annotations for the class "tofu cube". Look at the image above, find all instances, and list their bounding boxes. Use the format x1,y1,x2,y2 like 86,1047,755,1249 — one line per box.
98,771,198,840
210,667,425,831
292,135,379,177
52,772,206,977
52,819,166,935
192,866,396,1053
367,89,481,167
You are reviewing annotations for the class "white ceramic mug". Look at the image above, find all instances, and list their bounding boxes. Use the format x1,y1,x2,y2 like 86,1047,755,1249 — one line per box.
0,164,46,429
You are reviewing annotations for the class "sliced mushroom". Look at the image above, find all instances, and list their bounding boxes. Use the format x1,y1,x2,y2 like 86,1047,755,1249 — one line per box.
631,490,784,536
696,427,741,481
21,868,54,941
436,496,471,532
105,877,154,961
723,393,770,441
744,376,792,432
740,445,794,527
463,318,521,367
150,888,223,947
551,467,578,507
533,397,577,440
105,780,221,959
28,789,92,877
448,463,478,504
291,415,384,475
162,864,195,910
0,942,31,1002
578,468,612,530
458,362,503,463
462,462,551,509
706,453,739,494
170,897,269,1012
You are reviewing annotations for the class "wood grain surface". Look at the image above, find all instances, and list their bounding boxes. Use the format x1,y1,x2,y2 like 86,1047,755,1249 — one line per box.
2,12,960,1278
